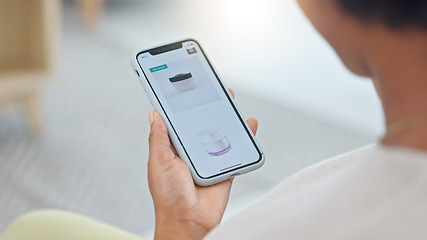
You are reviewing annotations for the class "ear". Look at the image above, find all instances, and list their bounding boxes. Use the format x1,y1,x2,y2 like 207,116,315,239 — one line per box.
298,0,373,76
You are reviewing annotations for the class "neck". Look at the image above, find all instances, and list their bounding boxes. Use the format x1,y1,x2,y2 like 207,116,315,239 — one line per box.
369,28,427,150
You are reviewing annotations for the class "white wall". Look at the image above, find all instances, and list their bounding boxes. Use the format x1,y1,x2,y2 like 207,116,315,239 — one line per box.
103,0,385,139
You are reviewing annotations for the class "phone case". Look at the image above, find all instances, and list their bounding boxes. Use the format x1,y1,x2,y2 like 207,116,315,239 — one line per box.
130,39,265,186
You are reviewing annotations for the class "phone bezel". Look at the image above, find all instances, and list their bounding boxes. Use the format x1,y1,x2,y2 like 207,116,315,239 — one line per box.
134,39,264,182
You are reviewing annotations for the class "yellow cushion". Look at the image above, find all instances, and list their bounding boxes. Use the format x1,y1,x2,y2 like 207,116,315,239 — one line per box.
0,210,147,240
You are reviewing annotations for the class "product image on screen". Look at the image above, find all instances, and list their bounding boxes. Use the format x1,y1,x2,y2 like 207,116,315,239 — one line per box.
198,127,232,156
137,40,262,178
169,73,195,92
150,56,221,113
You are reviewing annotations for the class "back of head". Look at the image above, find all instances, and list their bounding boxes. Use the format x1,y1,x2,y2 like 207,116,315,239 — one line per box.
337,0,427,29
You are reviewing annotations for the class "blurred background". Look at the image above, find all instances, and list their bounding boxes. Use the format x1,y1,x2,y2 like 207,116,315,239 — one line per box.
0,0,384,237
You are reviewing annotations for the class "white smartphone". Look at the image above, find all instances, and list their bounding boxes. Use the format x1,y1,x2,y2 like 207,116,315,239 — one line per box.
131,39,264,186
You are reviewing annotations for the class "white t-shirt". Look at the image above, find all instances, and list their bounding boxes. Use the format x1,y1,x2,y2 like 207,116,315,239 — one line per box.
205,144,427,239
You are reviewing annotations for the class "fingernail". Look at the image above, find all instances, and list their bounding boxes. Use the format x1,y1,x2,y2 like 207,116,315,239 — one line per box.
149,111,154,125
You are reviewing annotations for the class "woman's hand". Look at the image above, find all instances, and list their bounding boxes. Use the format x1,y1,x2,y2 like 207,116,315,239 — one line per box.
147,89,258,240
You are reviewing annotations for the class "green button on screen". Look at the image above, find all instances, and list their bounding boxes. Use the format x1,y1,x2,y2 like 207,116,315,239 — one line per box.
150,64,168,72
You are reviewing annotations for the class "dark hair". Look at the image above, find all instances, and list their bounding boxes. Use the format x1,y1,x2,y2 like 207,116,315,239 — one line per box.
337,0,427,29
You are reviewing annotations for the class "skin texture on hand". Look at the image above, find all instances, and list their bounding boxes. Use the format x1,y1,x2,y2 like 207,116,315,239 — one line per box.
147,89,258,240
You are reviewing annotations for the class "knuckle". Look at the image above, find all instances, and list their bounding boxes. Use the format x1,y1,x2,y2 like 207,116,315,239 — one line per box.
148,130,159,143
157,150,176,162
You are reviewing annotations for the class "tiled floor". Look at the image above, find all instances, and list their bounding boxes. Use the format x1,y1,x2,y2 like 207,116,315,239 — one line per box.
0,0,377,237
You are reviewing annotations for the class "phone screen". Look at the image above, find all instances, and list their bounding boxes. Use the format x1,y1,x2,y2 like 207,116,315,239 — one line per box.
137,40,262,179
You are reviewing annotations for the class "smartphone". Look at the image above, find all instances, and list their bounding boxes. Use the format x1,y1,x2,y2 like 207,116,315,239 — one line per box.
131,39,264,186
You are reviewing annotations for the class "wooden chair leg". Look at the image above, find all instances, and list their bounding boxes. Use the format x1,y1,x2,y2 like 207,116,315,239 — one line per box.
24,93,43,135
75,0,105,28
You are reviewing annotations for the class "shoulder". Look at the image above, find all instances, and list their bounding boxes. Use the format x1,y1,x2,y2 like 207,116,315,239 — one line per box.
206,144,427,240
205,145,376,239
264,143,375,196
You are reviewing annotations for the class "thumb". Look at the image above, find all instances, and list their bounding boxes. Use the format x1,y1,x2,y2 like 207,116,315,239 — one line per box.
148,111,175,162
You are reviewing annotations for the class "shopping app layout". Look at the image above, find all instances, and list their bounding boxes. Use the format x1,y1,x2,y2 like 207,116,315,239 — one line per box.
137,41,261,178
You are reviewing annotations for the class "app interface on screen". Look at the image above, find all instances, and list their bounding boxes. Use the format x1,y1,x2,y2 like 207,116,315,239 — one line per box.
137,40,261,178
